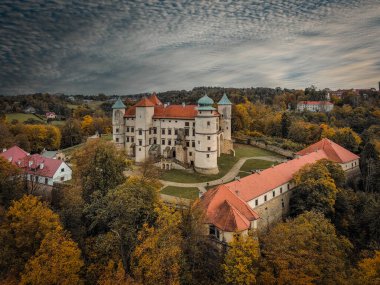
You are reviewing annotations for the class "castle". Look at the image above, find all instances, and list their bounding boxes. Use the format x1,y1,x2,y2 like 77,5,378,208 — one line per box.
112,93,234,174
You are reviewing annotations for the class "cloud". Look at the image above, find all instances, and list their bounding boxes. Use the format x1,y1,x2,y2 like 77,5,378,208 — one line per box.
0,0,379,94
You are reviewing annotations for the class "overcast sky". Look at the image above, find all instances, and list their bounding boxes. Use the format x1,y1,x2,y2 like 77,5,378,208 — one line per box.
1,0,379,95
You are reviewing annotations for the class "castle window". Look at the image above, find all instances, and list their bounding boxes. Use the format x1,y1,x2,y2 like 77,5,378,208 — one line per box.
149,138,151,144
153,128,157,134
175,129,178,135
207,121,210,126
139,140,142,146
209,225,219,239
153,139,157,144
186,141,190,147
185,128,189,136
189,152,192,156
192,141,195,147
282,199,285,208
127,127,130,132
185,122,189,127
198,141,200,144
168,129,172,135
149,129,151,135
131,127,134,132
126,137,130,142
273,191,275,197
255,199,258,206
168,140,171,146
192,129,195,136
287,184,290,190
131,137,134,143
193,122,195,127
116,138,119,142
45,178,48,184
162,129,165,135
207,154,210,158
175,121,177,123
138,129,142,135
208,147,211,151
264,195,267,202
207,136,211,140
116,128,119,133
162,139,165,145
280,187,283,194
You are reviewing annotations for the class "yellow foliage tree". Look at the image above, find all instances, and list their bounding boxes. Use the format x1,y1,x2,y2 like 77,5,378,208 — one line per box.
81,115,95,135
222,234,260,285
353,251,380,285
20,230,84,285
131,205,182,285
97,260,135,285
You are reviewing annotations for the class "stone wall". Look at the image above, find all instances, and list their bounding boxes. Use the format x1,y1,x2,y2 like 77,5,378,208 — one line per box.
221,139,234,155
254,190,292,232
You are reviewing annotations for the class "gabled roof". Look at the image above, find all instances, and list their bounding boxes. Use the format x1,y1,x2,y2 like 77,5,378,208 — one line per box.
200,185,259,232
0,146,29,164
135,97,155,107
218,93,232,105
296,138,359,163
148,93,163,105
112,98,126,109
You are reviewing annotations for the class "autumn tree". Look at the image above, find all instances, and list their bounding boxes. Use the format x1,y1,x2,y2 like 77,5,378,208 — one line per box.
131,205,182,285
81,115,96,136
19,230,84,285
352,251,380,285
0,195,62,278
331,127,361,153
281,112,291,138
60,118,83,148
290,159,344,217
0,157,25,208
97,260,133,285
222,234,260,285
258,211,352,285
360,141,380,193
74,140,127,201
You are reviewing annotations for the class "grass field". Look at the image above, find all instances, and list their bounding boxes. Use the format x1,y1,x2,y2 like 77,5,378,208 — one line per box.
240,159,278,172
6,113,45,123
160,144,283,183
160,186,200,200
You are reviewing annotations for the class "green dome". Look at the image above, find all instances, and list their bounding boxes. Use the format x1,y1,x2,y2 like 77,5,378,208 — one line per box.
112,98,126,109
218,93,232,105
197,94,214,106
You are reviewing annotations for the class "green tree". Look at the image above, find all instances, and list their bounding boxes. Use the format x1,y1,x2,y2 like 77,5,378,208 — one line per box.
61,118,83,148
258,211,352,285
360,141,380,193
222,234,260,285
74,140,127,201
20,230,84,285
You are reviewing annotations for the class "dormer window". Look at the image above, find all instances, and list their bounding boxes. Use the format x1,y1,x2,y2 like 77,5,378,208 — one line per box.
61,168,64,172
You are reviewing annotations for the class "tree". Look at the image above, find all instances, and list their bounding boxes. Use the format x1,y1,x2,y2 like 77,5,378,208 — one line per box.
331,127,361,153
0,122,15,149
0,157,25,208
20,230,84,285
222,234,260,285
360,141,380,193
81,115,95,136
290,159,343,216
352,251,380,285
61,118,83,148
258,211,352,285
74,140,127,201
97,260,133,285
131,205,182,285
281,112,291,138
0,195,62,277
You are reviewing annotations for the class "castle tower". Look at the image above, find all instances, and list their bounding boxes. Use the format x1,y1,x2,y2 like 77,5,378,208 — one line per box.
194,94,219,174
112,98,126,148
217,93,232,140
134,97,155,163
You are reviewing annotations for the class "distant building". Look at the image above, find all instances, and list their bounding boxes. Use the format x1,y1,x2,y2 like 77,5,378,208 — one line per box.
112,93,234,174
24,106,36,114
0,146,72,199
45,112,56,119
296,101,334,112
200,139,360,243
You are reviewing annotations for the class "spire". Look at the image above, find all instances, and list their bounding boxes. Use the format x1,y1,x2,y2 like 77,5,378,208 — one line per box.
218,93,232,105
197,94,215,111
112,97,126,109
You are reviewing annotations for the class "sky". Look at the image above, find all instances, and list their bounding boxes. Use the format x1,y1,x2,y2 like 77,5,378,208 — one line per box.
1,0,380,95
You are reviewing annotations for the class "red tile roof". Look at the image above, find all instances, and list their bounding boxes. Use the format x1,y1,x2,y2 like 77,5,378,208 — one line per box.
0,146,29,165
298,101,333,105
134,97,155,107
296,138,359,163
148,93,163,105
0,146,65,178
200,185,259,232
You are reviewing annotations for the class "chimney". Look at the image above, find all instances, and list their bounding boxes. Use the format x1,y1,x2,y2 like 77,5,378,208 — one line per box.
40,162,44,169
182,102,186,107
2,148,6,152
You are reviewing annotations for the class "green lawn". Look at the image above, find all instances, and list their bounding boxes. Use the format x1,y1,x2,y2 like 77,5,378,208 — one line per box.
240,159,278,172
234,143,281,158
6,113,45,123
160,186,200,200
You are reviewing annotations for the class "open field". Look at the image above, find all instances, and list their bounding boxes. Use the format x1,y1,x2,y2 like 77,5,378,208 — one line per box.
5,113,45,123
160,186,199,200
234,143,282,159
239,159,279,172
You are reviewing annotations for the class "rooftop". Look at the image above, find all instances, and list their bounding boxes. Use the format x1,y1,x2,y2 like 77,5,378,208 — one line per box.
112,98,126,109
218,93,232,105
198,94,214,105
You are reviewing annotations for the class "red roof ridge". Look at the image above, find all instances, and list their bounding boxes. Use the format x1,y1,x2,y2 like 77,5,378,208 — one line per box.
148,93,163,105
135,97,155,107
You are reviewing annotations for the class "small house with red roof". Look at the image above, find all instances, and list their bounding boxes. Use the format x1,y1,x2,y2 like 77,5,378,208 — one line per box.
297,101,334,112
45,112,56,119
200,138,359,243
112,93,234,174
1,146,72,198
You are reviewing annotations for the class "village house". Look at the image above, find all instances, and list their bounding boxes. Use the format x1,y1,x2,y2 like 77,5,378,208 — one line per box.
112,93,234,174
297,101,334,112
200,138,359,243
0,146,72,199
45,112,56,119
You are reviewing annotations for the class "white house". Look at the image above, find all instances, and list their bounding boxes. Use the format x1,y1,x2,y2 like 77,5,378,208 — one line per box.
112,93,234,174
297,101,334,112
200,139,359,243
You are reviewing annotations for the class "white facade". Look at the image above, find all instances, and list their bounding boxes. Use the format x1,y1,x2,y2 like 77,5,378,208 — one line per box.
297,101,334,112
112,94,233,174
